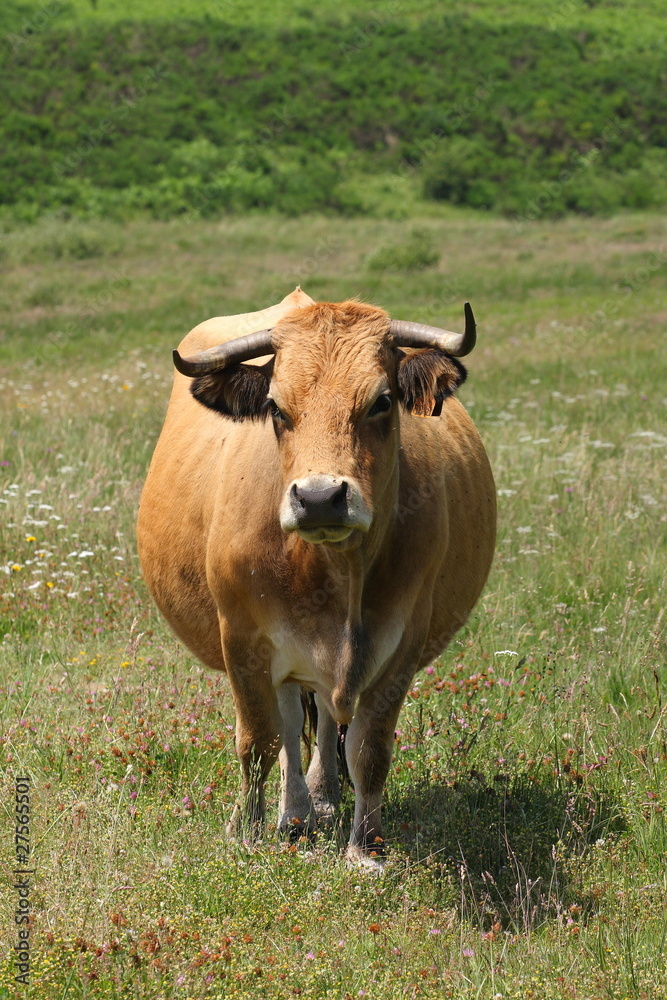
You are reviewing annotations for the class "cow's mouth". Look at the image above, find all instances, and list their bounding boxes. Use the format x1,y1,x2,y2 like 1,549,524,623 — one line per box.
295,525,356,545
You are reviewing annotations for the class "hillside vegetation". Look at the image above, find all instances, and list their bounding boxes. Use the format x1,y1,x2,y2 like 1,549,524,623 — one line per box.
1,1,666,222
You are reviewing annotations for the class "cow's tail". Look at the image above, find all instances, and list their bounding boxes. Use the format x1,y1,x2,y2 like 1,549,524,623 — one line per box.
301,687,350,786
300,688,317,764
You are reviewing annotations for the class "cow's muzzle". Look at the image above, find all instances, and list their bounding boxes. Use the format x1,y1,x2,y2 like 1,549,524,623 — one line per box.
280,475,372,543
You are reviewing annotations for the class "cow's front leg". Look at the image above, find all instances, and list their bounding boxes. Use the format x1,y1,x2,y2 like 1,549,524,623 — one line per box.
305,694,341,827
223,633,282,840
277,683,315,836
344,666,413,871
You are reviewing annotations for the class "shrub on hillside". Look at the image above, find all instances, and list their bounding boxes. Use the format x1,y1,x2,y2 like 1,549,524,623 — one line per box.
367,228,440,272
422,138,499,211
1,14,666,220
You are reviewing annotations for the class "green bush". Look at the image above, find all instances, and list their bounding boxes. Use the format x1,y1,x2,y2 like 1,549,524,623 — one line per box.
367,228,440,272
422,137,499,210
565,170,624,215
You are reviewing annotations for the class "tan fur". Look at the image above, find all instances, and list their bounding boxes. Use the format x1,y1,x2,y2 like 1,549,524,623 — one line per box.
137,289,496,859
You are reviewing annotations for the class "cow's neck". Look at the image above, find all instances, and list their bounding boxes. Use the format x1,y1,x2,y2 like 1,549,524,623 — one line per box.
317,461,399,723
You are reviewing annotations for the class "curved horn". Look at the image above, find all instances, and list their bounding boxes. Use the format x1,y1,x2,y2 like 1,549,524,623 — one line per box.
173,329,275,377
390,302,476,357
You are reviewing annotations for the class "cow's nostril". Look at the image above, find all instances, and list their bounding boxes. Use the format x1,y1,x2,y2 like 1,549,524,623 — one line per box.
334,481,348,512
290,482,305,512
291,481,349,525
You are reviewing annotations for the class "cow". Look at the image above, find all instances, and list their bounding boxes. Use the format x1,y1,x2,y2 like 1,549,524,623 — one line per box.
137,288,496,869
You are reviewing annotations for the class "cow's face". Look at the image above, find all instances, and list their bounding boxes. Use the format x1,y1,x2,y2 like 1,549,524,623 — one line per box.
190,302,466,547
269,303,398,548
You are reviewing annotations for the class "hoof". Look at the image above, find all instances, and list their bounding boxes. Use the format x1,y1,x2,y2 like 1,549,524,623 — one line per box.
345,845,386,874
278,811,316,840
313,802,338,830
226,804,264,843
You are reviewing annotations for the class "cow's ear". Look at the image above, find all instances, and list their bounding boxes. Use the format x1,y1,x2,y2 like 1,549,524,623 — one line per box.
190,361,273,421
397,349,467,417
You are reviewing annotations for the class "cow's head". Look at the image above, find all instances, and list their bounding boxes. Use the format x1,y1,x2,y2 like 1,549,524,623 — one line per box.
174,301,475,548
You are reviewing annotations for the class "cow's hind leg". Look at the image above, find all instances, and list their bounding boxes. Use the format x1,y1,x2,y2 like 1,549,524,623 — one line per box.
305,694,341,827
277,683,316,836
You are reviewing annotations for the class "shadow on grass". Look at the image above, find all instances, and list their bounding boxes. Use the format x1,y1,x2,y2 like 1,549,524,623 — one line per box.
379,771,625,930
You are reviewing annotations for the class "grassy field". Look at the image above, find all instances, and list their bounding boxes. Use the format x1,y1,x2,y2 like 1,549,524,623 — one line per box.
0,207,666,998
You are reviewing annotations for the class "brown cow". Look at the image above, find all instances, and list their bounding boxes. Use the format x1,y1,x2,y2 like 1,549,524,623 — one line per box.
137,288,496,869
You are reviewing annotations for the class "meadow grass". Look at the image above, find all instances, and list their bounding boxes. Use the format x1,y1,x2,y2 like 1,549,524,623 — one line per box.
0,208,666,998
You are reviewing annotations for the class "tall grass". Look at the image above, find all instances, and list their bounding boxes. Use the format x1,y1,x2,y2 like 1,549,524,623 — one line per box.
0,208,666,998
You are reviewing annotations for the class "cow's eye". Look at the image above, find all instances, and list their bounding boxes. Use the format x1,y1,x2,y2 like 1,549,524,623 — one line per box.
264,398,287,423
367,392,393,418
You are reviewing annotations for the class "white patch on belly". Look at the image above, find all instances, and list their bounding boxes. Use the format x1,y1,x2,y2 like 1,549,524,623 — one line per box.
268,626,329,690
267,615,406,694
